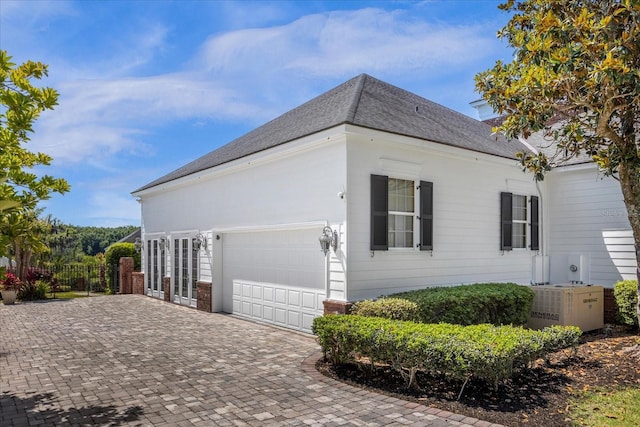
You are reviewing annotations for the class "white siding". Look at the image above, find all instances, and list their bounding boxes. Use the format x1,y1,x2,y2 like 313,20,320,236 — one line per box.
137,130,348,310
344,129,538,301
546,166,632,286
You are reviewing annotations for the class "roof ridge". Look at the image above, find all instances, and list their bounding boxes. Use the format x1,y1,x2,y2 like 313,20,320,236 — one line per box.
345,74,368,123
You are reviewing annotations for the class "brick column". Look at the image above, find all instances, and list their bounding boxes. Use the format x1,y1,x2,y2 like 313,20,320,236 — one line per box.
197,281,212,312
132,272,145,295
163,277,171,302
603,287,618,324
323,299,353,315
119,257,134,294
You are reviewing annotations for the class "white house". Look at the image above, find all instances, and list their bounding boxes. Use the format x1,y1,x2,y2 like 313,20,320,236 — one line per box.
132,74,633,333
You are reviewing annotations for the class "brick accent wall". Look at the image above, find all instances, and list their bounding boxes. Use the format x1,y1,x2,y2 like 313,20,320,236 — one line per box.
197,281,212,312
119,257,134,294
132,272,144,295
323,299,353,315
163,277,171,302
604,287,618,324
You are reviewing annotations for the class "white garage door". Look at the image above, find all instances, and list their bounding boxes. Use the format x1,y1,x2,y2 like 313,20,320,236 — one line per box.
222,228,326,333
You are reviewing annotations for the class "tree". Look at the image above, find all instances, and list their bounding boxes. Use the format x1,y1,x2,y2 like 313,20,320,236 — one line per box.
0,208,49,279
1,50,70,277
475,1,640,320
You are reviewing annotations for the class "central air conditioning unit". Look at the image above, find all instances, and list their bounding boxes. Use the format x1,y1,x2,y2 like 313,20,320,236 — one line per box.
527,284,604,332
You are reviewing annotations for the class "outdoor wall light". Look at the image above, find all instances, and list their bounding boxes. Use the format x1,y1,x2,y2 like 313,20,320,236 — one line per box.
134,237,143,252
193,233,207,251
319,226,338,256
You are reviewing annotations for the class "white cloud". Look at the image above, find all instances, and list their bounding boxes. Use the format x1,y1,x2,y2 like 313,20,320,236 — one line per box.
198,8,499,77
30,7,505,169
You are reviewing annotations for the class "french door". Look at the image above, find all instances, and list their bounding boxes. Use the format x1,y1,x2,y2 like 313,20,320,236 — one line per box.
172,236,198,307
146,238,165,298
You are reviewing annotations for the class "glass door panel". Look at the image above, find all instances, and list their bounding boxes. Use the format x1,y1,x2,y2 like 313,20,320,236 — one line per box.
172,236,198,306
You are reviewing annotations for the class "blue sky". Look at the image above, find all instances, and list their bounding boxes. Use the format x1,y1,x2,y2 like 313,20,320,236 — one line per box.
0,0,513,227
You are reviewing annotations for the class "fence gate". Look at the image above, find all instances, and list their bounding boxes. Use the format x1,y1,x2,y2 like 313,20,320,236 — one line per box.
52,264,104,292
110,263,120,293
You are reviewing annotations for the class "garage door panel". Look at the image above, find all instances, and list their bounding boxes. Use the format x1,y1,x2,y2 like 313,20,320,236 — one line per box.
274,288,286,304
302,313,316,331
263,306,274,321
288,310,300,327
241,301,251,315
223,228,326,333
252,303,262,317
288,290,300,305
263,287,274,302
302,292,316,310
275,308,287,324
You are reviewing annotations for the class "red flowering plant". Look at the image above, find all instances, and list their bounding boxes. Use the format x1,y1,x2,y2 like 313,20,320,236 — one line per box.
1,272,22,291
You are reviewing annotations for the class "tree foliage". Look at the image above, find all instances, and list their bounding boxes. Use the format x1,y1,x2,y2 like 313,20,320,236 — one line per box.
0,208,49,279
1,50,70,279
41,220,138,265
0,50,70,210
475,0,640,320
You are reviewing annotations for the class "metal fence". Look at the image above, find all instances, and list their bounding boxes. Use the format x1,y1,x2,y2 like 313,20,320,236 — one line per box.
53,264,103,293
15,263,121,293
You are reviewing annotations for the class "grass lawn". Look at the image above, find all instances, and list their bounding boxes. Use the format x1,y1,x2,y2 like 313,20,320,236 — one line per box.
570,386,640,426
47,291,98,299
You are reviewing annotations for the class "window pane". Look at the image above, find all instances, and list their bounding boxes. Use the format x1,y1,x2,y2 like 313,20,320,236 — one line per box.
153,240,158,291
174,239,179,297
388,214,413,248
513,223,526,248
182,238,188,297
146,240,151,291
160,245,165,292
389,178,414,213
512,195,527,221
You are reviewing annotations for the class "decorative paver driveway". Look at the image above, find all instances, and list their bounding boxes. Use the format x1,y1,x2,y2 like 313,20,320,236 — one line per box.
1,295,497,426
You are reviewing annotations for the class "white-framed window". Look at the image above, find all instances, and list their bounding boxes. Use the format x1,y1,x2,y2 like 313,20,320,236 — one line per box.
511,194,527,249
388,178,415,248
371,175,433,251
500,192,539,251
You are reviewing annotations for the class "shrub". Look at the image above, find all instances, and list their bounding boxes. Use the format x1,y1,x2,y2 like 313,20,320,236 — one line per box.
312,314,581,389
389,282,535,326
18,280,49,301
105,243,139,292
614,279,638,328
351,298,419,321
25,268,53,285
1,272,21,291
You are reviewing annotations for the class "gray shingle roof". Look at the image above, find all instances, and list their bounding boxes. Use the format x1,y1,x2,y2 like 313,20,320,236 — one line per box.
134,74,521,193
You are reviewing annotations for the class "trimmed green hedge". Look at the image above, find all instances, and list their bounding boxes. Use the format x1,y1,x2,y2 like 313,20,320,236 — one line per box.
312,314,581,388
351,298,419,321
614,279,638,328
388,282,535,326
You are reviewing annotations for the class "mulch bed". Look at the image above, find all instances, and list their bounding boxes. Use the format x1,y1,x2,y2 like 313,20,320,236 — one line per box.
316,327,640,426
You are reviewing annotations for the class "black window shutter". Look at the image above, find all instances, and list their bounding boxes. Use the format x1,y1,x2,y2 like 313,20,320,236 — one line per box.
371,174,388,250
419,181,433,250
530,195,540,250
500,192,513,251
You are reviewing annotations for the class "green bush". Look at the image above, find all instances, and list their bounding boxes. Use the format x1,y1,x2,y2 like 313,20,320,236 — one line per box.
18,280,49,301
312,315,581,388
351,298,419,321
389,283,535,326
105,243,140,292
614,279,638,328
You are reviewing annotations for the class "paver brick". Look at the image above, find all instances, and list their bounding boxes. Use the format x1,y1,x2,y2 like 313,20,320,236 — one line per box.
1,296,500,426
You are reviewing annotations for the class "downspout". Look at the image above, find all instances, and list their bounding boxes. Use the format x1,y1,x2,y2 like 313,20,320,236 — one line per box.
535,180,546,284
519,135,547,285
